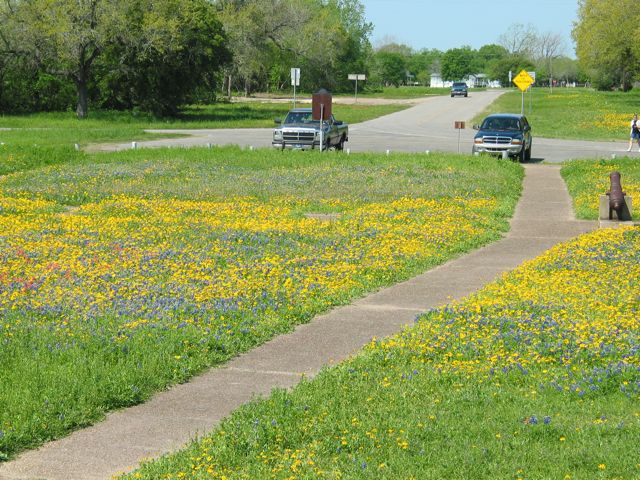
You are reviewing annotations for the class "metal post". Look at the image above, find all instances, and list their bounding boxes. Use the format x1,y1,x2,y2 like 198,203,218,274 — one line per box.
355,78,358,103
320,104,324,152
521,90,525,115
293,82,296,109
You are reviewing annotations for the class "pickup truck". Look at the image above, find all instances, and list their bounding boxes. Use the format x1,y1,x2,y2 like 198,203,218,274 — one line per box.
272,108,348,150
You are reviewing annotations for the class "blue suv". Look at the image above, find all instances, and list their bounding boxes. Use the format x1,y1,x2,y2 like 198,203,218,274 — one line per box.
472,113,532,162
450,82,468,97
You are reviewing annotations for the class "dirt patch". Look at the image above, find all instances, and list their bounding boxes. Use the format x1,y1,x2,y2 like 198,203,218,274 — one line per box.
304,212,342,222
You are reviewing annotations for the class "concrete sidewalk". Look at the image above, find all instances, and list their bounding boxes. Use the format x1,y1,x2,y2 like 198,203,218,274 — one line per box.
0,164,596,480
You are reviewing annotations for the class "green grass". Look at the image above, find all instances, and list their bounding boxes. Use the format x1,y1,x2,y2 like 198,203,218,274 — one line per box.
561,157,640,219
356,86,485,99
0,148,523,460
123,226,640,479
0,103,407,149
247,86,455,100
472,87,640,141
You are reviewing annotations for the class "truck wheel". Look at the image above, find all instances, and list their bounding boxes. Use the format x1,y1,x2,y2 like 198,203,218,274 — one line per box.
336,135,345,151
525,146,532,162
518,146,526,163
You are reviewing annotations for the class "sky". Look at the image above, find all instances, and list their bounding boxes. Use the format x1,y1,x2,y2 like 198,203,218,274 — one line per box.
361,0,579,56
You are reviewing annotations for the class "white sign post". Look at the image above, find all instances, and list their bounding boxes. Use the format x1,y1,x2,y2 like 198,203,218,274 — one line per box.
528,71,536,114
291,68,300,108
512,70,535,115
348,74,366,103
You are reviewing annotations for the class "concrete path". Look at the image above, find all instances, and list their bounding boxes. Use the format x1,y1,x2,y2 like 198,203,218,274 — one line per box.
0,164,596,480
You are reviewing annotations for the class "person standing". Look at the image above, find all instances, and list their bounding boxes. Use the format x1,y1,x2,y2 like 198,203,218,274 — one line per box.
628,113,640,151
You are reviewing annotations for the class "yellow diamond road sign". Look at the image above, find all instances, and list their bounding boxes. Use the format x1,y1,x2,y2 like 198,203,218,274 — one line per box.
513,69,534,92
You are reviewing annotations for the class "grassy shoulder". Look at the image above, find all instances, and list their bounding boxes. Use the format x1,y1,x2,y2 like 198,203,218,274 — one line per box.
0,102,408,149
561,157,640,219
0,149,522,460
472,88,640,142
124,227,640,479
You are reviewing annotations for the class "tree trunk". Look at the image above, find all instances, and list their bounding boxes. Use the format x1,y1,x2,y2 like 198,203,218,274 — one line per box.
76,78,89,119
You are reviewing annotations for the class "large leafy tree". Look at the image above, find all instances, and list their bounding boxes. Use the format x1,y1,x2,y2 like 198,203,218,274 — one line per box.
573,0,640,90
6,0,123,118
441,46,474,81
372,50,407,87
217,0,371,94
98,0,230,115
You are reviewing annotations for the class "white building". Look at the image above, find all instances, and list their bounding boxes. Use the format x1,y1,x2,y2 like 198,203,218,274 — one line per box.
430,73,501,88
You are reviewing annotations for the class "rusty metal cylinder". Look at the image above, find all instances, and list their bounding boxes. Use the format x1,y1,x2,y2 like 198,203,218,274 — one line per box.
608,171,625,216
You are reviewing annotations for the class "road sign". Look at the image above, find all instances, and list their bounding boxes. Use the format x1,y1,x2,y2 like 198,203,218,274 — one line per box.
454,121,465,129
513,69,534,92
291,68,300,86
348,74,366,102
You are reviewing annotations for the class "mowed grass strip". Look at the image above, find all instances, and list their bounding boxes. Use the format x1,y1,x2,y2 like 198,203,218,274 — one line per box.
0,102,407,149
561,157,640,219
0,148,522,459
124,227,640,480
473,87,640,142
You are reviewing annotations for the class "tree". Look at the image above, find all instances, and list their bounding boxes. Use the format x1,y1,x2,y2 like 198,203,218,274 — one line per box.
534,31,565,86
486,54,535,87
408,48,442,85
372,50,406,87
473,44,509,72
573,0,640,90
325,0,373,91
7,0,123,118
217,0,371,95
441,47,474,81
98,0,231,116
498,23,538,57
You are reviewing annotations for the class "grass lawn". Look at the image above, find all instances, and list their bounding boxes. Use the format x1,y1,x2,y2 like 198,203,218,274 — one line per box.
350,86,454,99
0,148,522,460
561,157,640,219
472,87,640,142
0,102,408,149
123,226,640,479
248,86,457,100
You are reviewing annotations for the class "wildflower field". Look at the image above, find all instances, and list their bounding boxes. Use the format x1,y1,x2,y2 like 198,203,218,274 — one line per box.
562,157,640,219
0,147,522,459
125,226,640,480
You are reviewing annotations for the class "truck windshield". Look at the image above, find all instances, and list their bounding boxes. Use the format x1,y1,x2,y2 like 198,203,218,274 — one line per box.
482,117,520,131
284,112,315,124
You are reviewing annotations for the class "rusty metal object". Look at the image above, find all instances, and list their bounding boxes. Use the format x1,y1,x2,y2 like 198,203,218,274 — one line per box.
607,171,626,219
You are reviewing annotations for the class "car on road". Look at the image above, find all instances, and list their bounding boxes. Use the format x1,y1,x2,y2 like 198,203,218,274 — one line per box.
272,108,348,151
450,82,468,97
472,113,532,162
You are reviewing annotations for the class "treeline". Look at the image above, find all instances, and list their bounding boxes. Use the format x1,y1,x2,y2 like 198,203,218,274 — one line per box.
0,0,592,119
0,0,373,117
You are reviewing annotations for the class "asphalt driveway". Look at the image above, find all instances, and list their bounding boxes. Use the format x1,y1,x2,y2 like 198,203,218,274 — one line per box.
92,91,629,163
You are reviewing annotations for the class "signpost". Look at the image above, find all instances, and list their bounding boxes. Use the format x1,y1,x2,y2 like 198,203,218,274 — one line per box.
291,67,300,108
454,121,465,153
348,74,366,103
512,69,535,115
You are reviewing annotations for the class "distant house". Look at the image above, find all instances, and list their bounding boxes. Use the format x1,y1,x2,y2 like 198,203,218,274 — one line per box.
430,73,501,88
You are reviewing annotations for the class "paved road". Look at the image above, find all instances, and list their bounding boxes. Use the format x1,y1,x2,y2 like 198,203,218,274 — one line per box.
91,90,631,163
